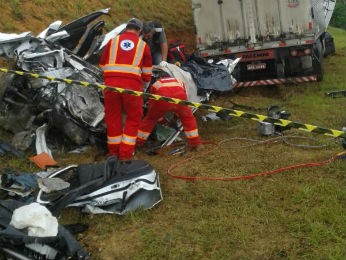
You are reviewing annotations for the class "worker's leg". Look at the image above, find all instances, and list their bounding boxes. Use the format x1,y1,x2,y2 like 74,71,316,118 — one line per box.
137,100,167,146
175,105,201,148
103,89,122,156
119,93,143,160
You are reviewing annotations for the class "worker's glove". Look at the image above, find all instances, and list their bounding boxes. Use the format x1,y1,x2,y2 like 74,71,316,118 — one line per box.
159,61,168,67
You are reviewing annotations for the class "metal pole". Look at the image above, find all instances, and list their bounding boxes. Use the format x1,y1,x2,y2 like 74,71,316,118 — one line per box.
218,0,226,41
277,0,283,33
239,0,247,40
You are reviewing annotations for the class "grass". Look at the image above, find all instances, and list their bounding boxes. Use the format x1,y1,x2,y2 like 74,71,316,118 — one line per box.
1,22,15,31
9,0,24,21
0,1,345,259
0,0,195,48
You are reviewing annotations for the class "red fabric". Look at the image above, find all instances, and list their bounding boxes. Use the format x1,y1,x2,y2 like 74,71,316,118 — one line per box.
137,77,201,147
168,43,187,62
100,31,152,83
100,31,152,160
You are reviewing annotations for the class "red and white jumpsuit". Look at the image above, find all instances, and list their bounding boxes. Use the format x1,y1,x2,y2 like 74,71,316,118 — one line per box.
100,31,152,160
137,77,201,148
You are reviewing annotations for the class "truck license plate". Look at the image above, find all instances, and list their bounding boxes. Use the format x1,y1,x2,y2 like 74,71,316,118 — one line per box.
247,63,266,71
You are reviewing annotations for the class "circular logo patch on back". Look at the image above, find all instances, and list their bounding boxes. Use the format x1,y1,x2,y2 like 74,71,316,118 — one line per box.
120,40,135,51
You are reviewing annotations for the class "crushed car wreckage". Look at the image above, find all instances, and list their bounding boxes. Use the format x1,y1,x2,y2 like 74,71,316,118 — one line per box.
0,200,90,259
0,9,115,154
0,156,163,258
36,156,163,216
0,9,239,157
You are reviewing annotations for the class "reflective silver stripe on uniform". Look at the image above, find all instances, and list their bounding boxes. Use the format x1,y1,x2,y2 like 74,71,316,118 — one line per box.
132,39,145,66
177,79,184,87
137,131,150,140
185,129,199,138
142,67,153,74
162,82,183,87
107,136,122,144
102,65,141,74
154,81,183,89
122,135,137,145
109,37,119,64
152,82,160,88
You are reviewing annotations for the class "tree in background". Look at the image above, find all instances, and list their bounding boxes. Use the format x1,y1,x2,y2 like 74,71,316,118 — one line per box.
330,1,346,29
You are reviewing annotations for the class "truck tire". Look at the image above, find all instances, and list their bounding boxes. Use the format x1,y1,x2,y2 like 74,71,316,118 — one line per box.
323,32,336,57
312,40,324,82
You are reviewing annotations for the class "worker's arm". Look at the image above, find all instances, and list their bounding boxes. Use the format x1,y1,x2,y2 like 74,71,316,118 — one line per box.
99,40,112,67
159,29,168,62
160,41,168,62
141,41,153,84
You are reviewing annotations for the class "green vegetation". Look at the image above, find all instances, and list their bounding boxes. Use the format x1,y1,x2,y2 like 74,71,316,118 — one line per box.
2,22,15,31
330,1,346,29
10,0,24,21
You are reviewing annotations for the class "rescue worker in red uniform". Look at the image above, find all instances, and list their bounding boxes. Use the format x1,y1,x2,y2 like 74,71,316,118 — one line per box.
99,18,152,161
137,72,201,150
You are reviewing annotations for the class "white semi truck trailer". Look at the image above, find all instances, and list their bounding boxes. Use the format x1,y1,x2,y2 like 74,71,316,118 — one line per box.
191,0,336,87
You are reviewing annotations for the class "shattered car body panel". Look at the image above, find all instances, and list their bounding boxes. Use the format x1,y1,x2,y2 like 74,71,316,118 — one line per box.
55,8,110,58
65,84,105,127
0,32,31,58
36,157,163,216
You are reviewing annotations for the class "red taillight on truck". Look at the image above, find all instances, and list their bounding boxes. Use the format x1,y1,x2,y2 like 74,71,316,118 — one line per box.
290,48,312,57
305,40,314,44
290,50,298,56
198,37,202,45
304,48,311,55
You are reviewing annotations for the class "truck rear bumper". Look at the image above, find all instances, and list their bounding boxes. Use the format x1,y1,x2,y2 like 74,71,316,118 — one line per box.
233,75,317,88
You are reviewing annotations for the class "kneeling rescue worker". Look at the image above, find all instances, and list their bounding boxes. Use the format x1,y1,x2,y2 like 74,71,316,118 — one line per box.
99,17,153,162
137,71,201,150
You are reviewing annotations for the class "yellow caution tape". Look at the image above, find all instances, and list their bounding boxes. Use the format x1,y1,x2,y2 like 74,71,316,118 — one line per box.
1,67,345,138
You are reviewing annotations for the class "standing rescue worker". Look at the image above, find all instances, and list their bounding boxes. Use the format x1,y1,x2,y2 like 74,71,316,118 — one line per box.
142,21,168,65
99,18,152,161
137,72,201,150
